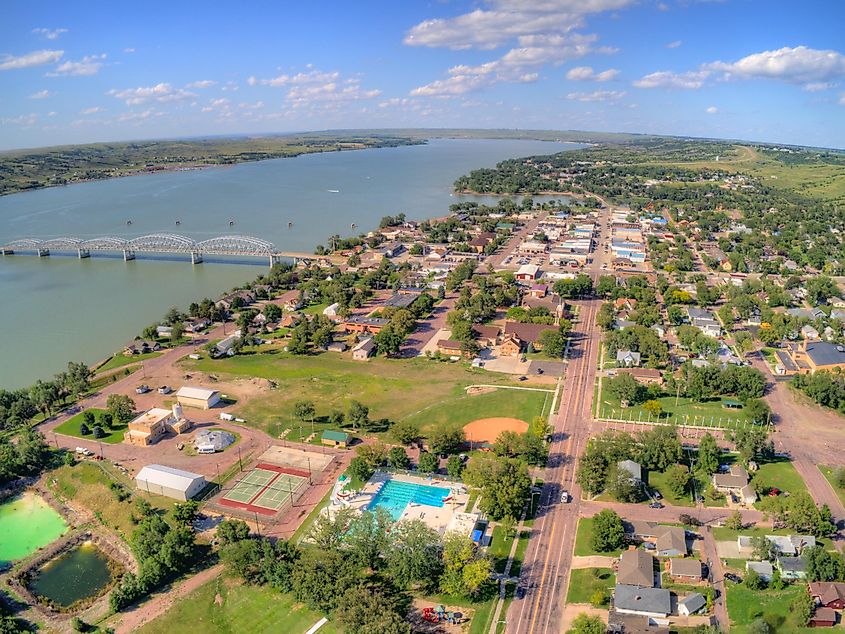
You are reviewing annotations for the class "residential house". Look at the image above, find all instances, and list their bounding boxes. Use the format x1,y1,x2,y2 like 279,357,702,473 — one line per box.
607,613,670,634
669,559,702,583
472,324,500,348
500,334,523,356
651,324,665,339
776,556,808,580
677,593,706,617
746,561,774,583
437,339,465,358
501,321,556,353
712,464,757,505
802,324,821,341
124,340,161,355
613,585,671,618
326,341,347,353
276,290,303,312
617,350,642,367
786,307,825,320
809,581,845,609
380,242,405,258
618,460,643,483
184,317,210,333
352,338,376,361
527,284,548,298
617,550,656,587
616,368,664,386
654,526,688,557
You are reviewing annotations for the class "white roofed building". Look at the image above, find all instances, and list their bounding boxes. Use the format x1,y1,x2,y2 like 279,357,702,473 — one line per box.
135,464,206,500
176,386,221,410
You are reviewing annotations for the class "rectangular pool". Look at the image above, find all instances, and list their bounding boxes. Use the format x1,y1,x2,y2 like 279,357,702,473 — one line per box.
367,479,451,521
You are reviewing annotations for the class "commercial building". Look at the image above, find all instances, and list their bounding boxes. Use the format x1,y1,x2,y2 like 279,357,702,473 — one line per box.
176,386,221,410
135,464,206,501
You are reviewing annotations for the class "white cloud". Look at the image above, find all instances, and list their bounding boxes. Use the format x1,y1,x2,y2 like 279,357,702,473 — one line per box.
633,70,710,89
47,111,57,117
32,28,68,41
29,90,51,99
803,82,836,92
404,0,635,50
49,54,106,76
706,105,718,114
124,48,135,53
406,1,628,96
238,101,264,110
566,65,618,81
566,89,626,102
704,46,845,85
1,113,38,126
186,79,216,89
839,93,845,106
116,109,159,122
0,49,63,71
251,68,381,106
210,98,229,107
108,82,196,106
666,40,682,49
255,70,340,88
80,106,102,114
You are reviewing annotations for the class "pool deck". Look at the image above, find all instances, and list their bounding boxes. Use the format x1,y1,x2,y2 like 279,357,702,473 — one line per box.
338,471,472,534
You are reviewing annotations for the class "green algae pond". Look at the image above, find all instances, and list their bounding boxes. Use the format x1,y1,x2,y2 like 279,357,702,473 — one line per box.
28,541,116,608
0,491,68,565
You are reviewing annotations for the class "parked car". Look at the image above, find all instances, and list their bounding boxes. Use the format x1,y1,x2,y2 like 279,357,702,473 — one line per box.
135,385,150,394
560,490,571,503
725,573,742,584
649,501,663,509
515,586,526,599
158,385,172,394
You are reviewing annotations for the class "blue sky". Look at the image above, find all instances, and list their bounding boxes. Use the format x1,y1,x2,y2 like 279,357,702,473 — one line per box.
1,0,844,150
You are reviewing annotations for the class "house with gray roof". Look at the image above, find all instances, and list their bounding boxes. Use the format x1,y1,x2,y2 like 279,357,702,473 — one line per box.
678,593,706,617
613,585,671,618
746,561,774,582
618,459,643,483
617,350,642,367
776,555,808,580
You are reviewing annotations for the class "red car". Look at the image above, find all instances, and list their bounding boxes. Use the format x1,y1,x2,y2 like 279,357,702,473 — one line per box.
768,488,780,497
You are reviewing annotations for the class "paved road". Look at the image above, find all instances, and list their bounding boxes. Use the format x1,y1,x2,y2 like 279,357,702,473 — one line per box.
508,204,613,634
400,294,456,357
701,527,730,631
485,211,549,270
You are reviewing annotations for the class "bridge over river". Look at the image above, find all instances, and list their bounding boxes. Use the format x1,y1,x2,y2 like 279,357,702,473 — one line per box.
0,233,342,266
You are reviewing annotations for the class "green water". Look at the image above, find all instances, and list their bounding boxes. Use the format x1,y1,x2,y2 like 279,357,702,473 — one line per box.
28,541,114,607
0,492,68,564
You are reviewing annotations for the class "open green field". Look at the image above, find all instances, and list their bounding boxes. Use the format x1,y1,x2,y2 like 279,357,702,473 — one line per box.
566,568,615,605
819,466,845,508
96,351,162,374
54,408,127,444
183,352,544,437
596,391,755,428
489,525,530,576
574,518,623,557
725,583,820,633
646,469,699,508
137,576,339,634
751,459,808,499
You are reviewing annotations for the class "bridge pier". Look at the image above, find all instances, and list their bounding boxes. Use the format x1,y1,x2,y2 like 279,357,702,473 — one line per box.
123,249,135,261
269,254,282,267
1,248,13,255
77,248,90,259
191,251,203,264
37,248,50,257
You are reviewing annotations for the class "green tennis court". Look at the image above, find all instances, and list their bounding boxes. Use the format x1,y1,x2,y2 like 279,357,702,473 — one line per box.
222,468,279,504
251,473,306,510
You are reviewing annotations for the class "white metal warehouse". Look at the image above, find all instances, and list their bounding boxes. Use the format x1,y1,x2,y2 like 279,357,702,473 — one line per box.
135,464,207,501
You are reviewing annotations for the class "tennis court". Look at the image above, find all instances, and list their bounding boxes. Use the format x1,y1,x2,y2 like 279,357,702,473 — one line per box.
251,472,306,510
222,467,279,505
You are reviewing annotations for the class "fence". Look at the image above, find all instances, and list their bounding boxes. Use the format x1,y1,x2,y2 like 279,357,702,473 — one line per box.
596,407,771,432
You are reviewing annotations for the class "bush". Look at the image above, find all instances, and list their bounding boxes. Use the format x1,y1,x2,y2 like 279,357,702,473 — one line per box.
417,452,439,473
79,422,91,436
348,457,374,483
92,425,105,439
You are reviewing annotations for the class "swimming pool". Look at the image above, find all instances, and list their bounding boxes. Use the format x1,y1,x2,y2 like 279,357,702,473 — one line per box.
367,479,450,521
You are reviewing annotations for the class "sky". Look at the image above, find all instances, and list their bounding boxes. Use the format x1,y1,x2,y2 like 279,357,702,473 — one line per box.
1,0,844,151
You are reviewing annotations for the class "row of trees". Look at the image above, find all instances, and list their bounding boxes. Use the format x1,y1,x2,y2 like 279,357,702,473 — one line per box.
0,361,92,431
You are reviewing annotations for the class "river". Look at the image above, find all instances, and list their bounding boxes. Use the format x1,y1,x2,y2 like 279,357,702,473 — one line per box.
0,138,580,389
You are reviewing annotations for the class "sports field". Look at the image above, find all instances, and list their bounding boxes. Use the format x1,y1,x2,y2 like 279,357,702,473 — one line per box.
220,465,307,515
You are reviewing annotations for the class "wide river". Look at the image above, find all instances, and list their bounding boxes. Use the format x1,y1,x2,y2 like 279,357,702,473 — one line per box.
0,138,579,389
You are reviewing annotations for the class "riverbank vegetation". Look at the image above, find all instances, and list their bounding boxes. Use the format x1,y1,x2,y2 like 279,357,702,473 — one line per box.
0,133,421,196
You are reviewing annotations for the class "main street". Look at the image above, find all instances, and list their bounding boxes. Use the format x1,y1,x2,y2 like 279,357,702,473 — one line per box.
507,205,612,634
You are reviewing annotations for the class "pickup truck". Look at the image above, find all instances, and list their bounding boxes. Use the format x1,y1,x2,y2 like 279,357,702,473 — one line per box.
560,490,571,503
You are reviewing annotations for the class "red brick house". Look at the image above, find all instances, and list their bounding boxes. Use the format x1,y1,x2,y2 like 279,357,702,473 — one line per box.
809,582,845,609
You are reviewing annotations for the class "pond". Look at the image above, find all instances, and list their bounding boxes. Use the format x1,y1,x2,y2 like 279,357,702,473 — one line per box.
28,541,116,608
0,491,68,565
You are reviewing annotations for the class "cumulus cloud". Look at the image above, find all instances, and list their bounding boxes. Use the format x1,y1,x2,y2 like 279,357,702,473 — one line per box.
406,1,629,96
0,49,63,71
636,46,845,92
124,48,135,53
80,106,102,114
803,82,836,92
48,54,106,76
839,93,845,106
250,68,381,106
1,113,38,126
32,28,68,40
29,90,51,99
633,70,710,89
186,79,216,89
108,82,196,106
116,109,159,122
566,65,618,81
666,40,682,49
706,105,718,114
566,89,626,102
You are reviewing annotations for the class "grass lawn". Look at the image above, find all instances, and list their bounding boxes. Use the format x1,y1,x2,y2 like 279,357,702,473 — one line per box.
137,576,339,634
47,462,175,541
511,529,530,578
53,408,127,444
712,525,834,551
489,526,514,574
751,458,808,499
495,583,516,634
566,568,615,605
725,583,818,633
574,518,623,557
820,466,845,508
646,469,698,508
96,351,162,373
183,352,539,437
596,392,755,429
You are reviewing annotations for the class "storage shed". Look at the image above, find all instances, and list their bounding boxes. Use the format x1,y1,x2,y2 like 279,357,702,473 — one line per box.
176,386,221,410
135,464,206,500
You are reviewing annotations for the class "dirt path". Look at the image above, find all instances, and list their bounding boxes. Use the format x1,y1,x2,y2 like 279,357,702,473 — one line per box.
112,563,224,634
